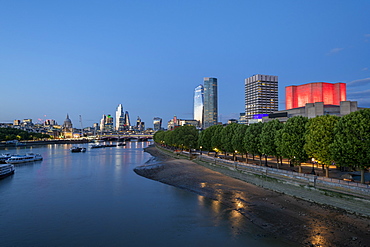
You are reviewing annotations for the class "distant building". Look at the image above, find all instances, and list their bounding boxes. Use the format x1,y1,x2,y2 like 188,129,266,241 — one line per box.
285,82,346,110
115,104,125,131
203,77,218,129
13,120,21,126
238,113,247,125
44,119,57,126
100,114,114,132
62,114,73,138
227,119,238,124
136,116,145,131
124,111,131,130
245,74,278,122
153,117,162,131
193,84,204,128
167,115,199,130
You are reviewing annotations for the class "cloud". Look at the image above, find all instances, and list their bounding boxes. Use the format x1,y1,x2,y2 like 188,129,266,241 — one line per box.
326,47,344,56
347,77,370,87
362,68,368,71
365,34,370,38
347,88,370,97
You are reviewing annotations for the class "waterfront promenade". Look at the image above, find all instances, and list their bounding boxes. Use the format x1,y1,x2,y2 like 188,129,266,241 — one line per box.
138,145,370,247
154,144,370,216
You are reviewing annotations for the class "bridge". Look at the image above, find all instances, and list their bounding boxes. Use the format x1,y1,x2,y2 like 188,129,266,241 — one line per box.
96,134,153,142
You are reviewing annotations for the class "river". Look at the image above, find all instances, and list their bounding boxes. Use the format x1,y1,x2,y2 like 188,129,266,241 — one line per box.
0,142,289,247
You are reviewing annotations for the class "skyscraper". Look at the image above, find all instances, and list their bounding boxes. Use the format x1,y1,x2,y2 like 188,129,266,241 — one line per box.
245,74,278,121
193,84,204,128
203,77,218,129
115,104,124,131
124,111,131,130
153,117,162,131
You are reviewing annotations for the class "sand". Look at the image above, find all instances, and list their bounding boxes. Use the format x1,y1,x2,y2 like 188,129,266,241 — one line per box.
134,145,370,247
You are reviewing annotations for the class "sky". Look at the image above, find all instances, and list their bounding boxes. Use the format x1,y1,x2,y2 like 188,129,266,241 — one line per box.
0,0,369,128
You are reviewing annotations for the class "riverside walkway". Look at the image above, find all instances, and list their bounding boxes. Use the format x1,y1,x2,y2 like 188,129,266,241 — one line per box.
155,145,370,216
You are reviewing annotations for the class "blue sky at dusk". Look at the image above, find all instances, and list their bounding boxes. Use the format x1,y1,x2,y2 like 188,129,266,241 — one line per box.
1,1,369,128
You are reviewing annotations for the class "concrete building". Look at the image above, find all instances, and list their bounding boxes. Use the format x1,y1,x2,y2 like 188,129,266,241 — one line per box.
264,101,359,122
245,74,278,122
285,82,346,110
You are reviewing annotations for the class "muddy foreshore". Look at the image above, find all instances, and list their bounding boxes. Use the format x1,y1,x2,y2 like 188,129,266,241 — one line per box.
134,145,370,247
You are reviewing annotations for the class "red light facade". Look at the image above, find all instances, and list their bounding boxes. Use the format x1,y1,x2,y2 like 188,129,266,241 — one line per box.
285,82,346,110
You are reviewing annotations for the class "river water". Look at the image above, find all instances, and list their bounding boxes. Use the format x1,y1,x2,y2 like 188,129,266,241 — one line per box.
0,142,289,247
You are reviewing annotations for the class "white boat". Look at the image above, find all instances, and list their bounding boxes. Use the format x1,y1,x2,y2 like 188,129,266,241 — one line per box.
0,153,13,164
5,153,43,164
0,164,15,179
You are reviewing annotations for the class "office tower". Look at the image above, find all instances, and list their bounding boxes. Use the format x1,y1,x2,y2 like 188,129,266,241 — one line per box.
245,74,278,120
100,114,114,132
115,104,125,131
285,82,346,110
136,116,144,131
193,84,204,128
203,77,218,128
153,117,162,131
124,111,131,130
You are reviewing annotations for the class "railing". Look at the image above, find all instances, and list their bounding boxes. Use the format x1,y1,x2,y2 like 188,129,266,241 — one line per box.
197,153,370,190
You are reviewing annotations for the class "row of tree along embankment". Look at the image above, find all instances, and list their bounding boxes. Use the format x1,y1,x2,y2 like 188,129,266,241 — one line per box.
154,145,370,217
154,110,370,184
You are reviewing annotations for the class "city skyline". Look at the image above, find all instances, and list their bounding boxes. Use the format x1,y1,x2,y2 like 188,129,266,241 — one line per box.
0,1,369,127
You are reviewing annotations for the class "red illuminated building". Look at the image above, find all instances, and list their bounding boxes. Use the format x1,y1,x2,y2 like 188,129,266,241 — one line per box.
285,82,346,110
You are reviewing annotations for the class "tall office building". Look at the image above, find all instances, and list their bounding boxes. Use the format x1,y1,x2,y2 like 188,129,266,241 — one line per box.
203,77,218,129
245,74,278,120
100,114,114,132
115,104,125,131
193,84,204,128
153,117,162,131
285,82,346,110
124,111,131,130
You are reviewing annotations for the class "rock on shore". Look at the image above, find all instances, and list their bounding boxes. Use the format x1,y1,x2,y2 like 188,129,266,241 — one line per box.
134,145,370,247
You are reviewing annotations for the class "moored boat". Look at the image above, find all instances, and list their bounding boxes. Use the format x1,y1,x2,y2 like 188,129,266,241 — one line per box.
70,146,87,152
0,163,15,179
0,153,13,164
5,153,43,164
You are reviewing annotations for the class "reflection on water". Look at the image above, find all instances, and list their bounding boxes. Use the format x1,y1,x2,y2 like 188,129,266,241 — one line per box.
0,142,291,247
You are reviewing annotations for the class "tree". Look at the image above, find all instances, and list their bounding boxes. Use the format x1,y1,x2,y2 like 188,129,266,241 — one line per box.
304,115,339,177
172,125,198,151
330,109,370,183
231,124,248,161
210,125,224,157
244,122,263,165
198,125,219,154
278,116,308,173
221,123,239,160
260,120,284,168
153,130,165,144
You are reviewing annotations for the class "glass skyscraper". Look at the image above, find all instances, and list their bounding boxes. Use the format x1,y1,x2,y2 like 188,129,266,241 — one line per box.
115,104,124,131
203,77,218,129
193,84,204,128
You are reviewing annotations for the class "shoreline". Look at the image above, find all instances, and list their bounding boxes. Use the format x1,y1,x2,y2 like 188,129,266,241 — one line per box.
135,145,370,247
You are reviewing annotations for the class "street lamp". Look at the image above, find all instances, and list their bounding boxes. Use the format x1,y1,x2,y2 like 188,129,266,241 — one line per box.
311,158,315,175
200,146,202,155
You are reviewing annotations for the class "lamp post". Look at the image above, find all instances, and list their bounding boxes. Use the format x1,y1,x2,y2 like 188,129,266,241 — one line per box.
311,158,315,175
200,146,202,155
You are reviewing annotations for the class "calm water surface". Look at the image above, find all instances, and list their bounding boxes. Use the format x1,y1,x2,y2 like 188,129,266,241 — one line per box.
0,142,289,247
